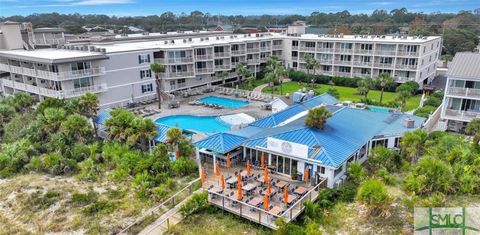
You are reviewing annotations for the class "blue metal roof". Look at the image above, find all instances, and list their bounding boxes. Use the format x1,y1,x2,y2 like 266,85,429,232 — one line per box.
95,109,111,125
193,94,426,168
154,124,176,142
194,133,247,154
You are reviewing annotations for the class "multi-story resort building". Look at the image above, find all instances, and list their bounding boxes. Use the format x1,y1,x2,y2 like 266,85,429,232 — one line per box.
440,52,480,132
0,21,442,108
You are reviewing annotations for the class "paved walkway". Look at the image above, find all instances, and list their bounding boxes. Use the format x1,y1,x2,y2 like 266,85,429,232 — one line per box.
252,78,291,93
138,188,203,235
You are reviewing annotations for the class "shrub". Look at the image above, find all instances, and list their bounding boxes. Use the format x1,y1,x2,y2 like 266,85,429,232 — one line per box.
326,88,340,99
356,178,392,217
420,192,446,207
336,182,358,202
172,157,197,176
368,147,401,172
396,81,419,94
152,184,170,201
346,162,366,185
404,157,455,195
179,191,208,217
413,105,436,118
84,200,116,216
423,96,442,107
331,76,358,87
375,167,394,185
71,191,98,206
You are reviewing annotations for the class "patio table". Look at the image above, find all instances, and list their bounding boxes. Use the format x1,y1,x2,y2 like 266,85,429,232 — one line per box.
210,186,224,194
226,177,237,186
243,183,257,193
286,194,297,205
293,186,307,196
270,206,283,215
275,180,289,189
248,196,263,207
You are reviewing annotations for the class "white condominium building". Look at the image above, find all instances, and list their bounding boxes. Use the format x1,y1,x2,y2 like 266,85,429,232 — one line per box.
441,52,480,132
0,22,441,108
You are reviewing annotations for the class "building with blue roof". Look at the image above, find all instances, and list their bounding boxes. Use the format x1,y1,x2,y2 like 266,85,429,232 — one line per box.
194,94,425,188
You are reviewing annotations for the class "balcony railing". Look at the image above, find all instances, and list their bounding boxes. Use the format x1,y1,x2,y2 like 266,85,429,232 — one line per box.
373,63,394,68
395,63,418,70
214,64,231,70
395,76,414,83
161,71,195,78
333,71,352,77
334,60,352,65
195,68,214,74
444,109,480,122
272,45,282,50
354,49,373,54
352,73,371,78
291,56,299,60
35,38,65,45
334,48,353,53
317,48,334,53
397,50,419,57
0,63,106,81
246,48,260,53
374,50,396,56
299,46,316,52
231,50,246,55
352,60,372,66
446,87,480,98
247,59,260,64
2,79,107,98
260,46,271,51
195,55,213,60
318,59,333,64
291,46,299,50
214,52,230,58
231,60,246,66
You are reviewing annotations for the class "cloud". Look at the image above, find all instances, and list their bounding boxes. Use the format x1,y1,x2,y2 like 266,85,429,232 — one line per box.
70,0,133,5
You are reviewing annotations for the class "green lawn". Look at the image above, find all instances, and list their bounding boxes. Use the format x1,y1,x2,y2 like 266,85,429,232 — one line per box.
239,78,267,91
262,82,421,111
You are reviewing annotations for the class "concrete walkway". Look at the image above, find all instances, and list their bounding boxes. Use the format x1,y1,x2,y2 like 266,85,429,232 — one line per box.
138,189,203,235
252,78,291,93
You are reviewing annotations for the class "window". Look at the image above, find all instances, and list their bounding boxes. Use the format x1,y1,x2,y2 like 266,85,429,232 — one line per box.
73,77,92,89
360,44,373,50
260,41,267,47
231,44,239,51
138,54,151,64
170,80,176,89
141,83,153,93
394,137,401,148
292,41,298,46
214,59,223,66
339,66,351,72
293,62,298,68
334,165,343,177
340,55,351,61
71,61,91,71
361,68,370,74
140,69,152,79
431,44,433,50
380,57,393,64
317,166,325,174
214,46,224,53
305,41,316,48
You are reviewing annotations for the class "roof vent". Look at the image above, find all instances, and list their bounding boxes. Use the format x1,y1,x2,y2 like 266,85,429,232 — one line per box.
404,118,415,128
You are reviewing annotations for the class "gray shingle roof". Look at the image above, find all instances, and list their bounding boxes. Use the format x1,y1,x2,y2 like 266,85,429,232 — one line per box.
448,52,480,79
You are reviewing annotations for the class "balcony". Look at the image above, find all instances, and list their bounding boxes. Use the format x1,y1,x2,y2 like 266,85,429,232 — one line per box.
246,48,260,53
446,87,480,99
374,50,396,56
260,46,271,51
352,60,372,66
317,48,334,53
397,50,419,57
272,45,282,50
373,63,394,68
214,64,231,70
334,60,352,65
333,71,352,77
291,56,298,61
161,71,195,78
395,63,418,70
444,109,480,122
246,59,260,64
292,46,299,51
352,73,371,78
299,46,316,52
195,55,213,60
0,63,106,81
195,68,214,74
354,49,373,54
231,50,246,55
334,48,353,54
214,52,230,58
395,76,414,83
35,38,65,45
318,59,333,64
2,79,107,98
231,60,246,66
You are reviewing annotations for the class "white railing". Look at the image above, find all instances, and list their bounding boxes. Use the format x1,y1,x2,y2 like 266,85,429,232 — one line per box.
333,60,352,65
445,109,480,122
352,73,371,78
352,61,372,66
247,48,260,53
334,48,353,53
395,64,418,70
354,49,373,54
423,104,443,132
0,63,105,81
214,52,230,58
374,50,396,56
318,59,333,64
260,46,271,51
35,38,65,45
395,76,414,82
446,87,480,98
373,63,394,68
299,46,316,52
231,50,246,55
214,64,231,70
272,45,282,50
317,48,334,53
161,71,195,78
195,55,213,60
291,46,299,50
397,51,419,57
167,57,194,64
333,71,352,77
2,79,107,98
247,59,260,64
196,68,215,74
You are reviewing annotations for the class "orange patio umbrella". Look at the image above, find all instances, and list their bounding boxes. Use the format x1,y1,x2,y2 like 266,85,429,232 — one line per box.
175,150,181,158
260,152,265,168
304,167,310,184
226,153,231,169
215,161,221,176
236,172,243,200
200,167,206,186
263,167,269,182
220,174,225,190
263,193,270,211
246,160,251,176
266,177,271,195
283,186,289,205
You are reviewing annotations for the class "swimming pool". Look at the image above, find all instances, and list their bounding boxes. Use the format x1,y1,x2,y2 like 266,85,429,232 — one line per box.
367,105,392,113
198,96,248,109
155,115,231,134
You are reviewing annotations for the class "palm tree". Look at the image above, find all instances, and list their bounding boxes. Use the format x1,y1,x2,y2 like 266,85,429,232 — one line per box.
304,54,320,88
395,89,411,111
60,114,94,144
79,93,100,138
166,127,183,156
357,78,374,100
235,62,251,87
375,73,395,104
466,118,480,150
305,106,332,130
440,54,454,68
127,117,157,151
265,56,287,95
105,108,135,143
150,63,166,109
400,129,428,164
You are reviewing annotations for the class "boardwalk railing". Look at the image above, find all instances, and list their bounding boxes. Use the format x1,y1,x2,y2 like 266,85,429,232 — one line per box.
207,178,326,230
117,178,201,235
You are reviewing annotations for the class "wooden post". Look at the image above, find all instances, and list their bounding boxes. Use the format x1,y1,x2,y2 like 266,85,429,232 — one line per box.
259,210,261,223
290,208,293,220
167,218,170,230
172,197,175,207
240,203,242,217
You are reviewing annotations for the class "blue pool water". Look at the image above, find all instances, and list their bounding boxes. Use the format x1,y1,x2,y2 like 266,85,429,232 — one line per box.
368,106,392,113
198,96,248,109
155,115,230,134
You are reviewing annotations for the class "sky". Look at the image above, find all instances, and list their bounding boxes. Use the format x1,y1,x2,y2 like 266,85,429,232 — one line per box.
0,0,478,17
